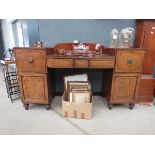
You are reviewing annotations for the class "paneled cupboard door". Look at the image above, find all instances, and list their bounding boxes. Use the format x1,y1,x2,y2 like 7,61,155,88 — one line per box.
111,74,139,103
19,73,48,104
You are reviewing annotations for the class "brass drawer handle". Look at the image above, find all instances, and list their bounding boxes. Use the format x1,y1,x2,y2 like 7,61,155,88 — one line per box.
127,58,133,64
28,57,33,63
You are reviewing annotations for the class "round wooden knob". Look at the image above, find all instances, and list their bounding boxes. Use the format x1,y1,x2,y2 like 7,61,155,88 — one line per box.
28,57,33,63
127,58,133,64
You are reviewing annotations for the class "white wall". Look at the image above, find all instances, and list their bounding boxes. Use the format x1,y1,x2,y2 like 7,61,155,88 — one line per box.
1,19,15,51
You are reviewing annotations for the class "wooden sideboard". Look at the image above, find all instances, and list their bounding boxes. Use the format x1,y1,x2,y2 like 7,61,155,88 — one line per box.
15,48,53,110
14,43,145,110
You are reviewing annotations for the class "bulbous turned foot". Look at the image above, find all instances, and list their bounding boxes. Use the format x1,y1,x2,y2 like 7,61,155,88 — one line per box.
108,103,112,110
129,103,135,110
46,105,51,110
24,104,29,110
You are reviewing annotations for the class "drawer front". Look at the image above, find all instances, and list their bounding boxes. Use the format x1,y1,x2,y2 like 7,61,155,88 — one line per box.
89,59,115,68
15,49,46,73
47,59,73,68
115,50,145,73
74,59,88,68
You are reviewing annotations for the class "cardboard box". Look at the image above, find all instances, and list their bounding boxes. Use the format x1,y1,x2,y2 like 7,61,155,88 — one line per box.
62,91,92,119
62,74,92,119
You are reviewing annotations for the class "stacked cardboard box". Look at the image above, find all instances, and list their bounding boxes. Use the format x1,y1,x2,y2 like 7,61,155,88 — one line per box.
62,74,92,119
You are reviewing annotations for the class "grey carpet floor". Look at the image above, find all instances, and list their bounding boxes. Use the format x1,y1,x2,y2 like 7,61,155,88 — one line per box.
0,65,155,135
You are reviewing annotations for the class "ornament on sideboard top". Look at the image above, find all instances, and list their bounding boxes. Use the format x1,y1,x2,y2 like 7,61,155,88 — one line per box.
119,27,135,48
95,44,104,54
110,27,135,48
73,40,79,43
34,41,44,47
73,43,89,51
110,29,119,48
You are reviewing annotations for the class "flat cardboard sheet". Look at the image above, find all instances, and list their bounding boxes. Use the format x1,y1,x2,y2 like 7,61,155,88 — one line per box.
64,74,88,90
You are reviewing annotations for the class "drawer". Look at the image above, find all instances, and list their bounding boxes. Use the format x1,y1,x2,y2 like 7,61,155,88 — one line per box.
74,59,89,68
15,49,46,73
115,50,145,73
89,59,115,68
47,59,73,68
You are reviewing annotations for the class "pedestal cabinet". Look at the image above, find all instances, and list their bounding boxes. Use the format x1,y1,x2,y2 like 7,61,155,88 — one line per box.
15,48,52,110
104,49,145,109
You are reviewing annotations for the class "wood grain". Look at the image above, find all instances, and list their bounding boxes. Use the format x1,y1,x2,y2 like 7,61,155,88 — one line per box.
135,20,155,74
47,58,73,68
89,59,115,68
110,73,139,103
115,50,145,73
74,59,89,68
137,74,155,103
19,73,49,104
15,48,47,73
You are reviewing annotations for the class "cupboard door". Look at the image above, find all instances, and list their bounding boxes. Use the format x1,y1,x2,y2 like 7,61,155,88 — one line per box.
19,73,48,104
111,74,139,103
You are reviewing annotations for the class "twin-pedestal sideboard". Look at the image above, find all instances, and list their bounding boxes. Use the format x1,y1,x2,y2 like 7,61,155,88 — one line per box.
14,44,145,110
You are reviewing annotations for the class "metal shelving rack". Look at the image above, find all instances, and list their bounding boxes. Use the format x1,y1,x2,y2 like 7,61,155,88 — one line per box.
1,60,20,102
